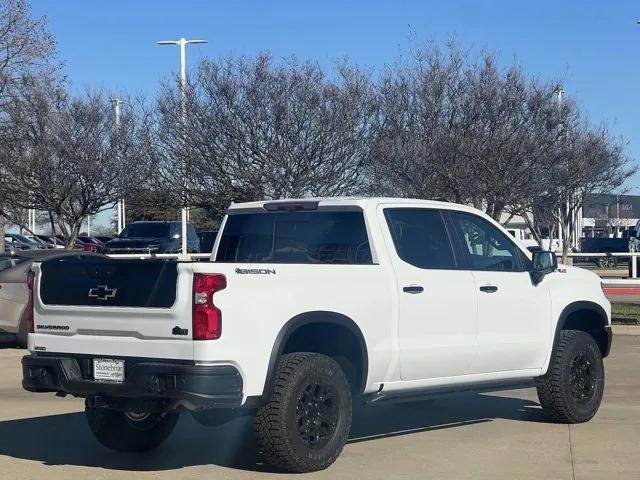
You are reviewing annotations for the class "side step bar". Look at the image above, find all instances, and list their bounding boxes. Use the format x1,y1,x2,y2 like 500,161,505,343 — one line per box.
363,379,536,406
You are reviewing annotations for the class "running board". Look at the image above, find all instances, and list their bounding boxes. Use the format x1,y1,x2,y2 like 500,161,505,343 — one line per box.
364,379,536,406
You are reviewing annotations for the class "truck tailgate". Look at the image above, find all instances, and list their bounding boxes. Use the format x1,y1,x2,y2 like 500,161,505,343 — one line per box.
31,256,194,360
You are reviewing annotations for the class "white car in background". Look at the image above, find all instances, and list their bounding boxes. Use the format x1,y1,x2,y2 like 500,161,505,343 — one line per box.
506,228,562,252
0,250,88,347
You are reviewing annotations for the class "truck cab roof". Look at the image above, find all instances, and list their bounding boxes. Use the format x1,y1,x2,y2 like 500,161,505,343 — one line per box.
228,197,477,213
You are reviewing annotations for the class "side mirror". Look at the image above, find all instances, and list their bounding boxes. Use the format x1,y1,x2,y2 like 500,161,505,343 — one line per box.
530,250,557,285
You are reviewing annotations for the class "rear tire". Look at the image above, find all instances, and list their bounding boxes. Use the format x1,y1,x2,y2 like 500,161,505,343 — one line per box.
85,404,179,452
536,330,604,423
254,352,352,473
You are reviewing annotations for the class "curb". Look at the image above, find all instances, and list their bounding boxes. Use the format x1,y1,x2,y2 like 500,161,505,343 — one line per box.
612,325,640,336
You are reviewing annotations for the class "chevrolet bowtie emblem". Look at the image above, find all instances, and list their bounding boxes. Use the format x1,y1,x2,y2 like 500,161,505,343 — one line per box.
88,285,118,301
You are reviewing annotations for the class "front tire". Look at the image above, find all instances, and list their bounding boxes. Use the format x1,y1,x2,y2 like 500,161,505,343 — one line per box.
254,352,352,473
85,404,179,452
537,330,604,423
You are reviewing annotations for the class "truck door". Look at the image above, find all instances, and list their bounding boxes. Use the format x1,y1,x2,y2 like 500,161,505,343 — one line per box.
447,211,552,373
382,206,478,380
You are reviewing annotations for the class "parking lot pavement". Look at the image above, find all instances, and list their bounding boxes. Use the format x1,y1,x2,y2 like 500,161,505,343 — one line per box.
0,336,638,480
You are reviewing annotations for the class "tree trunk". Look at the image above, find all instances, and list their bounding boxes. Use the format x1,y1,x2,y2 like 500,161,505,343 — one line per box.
522,213,544,248
58,217,82,250
0,211,4,253
561,216,571,265
48,211,58,247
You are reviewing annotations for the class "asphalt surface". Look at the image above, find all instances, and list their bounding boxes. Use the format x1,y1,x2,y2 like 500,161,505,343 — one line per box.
0,336,638,480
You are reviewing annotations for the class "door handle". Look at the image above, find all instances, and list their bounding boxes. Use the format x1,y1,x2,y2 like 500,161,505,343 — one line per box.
479,285,498,293
403,285,424,294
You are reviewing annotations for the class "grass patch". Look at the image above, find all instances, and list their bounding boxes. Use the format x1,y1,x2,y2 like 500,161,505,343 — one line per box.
611,303,640,325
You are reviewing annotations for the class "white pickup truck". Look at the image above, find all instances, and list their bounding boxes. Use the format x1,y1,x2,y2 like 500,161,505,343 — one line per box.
22,198,612,472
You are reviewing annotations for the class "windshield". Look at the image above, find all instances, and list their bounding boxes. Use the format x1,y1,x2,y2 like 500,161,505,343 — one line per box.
119,223,170,238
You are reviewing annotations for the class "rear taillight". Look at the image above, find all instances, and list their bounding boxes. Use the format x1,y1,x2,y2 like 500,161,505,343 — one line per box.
83,243,93,252
192,273,226,340
26,270,35,333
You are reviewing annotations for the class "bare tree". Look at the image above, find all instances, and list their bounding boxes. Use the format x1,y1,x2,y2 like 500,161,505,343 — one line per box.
0,0,58,251
1,86,150,247
549,125,635,262
368,42,635,260
151,54,375,218
367,43,476,201
368,44,568,221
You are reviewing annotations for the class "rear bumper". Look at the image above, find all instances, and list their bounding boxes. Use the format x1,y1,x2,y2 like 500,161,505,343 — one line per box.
22,354,243,410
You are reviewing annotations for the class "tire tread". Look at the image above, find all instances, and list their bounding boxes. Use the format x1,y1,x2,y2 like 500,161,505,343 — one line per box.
537,329,603,424
254,352,351,472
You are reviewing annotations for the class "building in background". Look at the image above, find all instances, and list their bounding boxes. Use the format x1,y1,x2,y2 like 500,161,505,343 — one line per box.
580,194,640,239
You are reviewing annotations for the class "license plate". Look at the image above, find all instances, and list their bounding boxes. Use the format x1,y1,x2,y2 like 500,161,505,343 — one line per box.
93,358,125,383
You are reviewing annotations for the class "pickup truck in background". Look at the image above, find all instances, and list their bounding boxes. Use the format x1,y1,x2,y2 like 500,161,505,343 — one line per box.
21,198,611,472
104,221,200,254
579,236,634,267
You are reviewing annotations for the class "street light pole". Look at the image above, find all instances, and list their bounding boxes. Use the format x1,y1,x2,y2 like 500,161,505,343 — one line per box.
111,98,125,234
28,208,35,233
157,37,207,255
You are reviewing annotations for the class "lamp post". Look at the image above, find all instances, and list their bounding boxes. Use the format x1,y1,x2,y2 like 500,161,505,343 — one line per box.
111,98,125,233
157,37,207,255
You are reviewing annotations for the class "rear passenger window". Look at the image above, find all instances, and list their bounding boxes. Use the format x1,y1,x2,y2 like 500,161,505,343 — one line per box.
384,209,456,269
215,211,372,264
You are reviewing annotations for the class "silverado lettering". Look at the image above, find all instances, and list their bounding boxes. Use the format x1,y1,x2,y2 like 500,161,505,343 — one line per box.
36,324,70,331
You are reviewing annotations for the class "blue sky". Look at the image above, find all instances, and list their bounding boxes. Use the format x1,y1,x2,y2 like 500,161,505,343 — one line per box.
30,0,640,228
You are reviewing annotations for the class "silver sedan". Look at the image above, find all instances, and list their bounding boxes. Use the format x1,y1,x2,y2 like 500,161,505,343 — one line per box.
0,250,100,347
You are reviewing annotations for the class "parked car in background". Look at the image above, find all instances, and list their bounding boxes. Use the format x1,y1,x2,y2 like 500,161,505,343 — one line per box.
579,237,632,267
5,233,42,251
94,236,113,244
35,235,64,249
78,236,106,253
0,250,97,347
24,235,54,249
505,229,562,254
505,228,538,250
53,235,87,250
196,230,218,253
104,221,200,254
3,240,15,254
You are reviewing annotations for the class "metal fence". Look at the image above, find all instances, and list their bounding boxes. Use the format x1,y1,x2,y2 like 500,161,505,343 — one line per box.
559,252,640,279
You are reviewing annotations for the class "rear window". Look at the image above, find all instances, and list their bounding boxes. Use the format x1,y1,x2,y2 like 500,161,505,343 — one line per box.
215,211,372,264
385,208,456,269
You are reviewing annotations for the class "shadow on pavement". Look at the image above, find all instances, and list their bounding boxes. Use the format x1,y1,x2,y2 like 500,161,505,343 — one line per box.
0,336,20,349
0,392,546,473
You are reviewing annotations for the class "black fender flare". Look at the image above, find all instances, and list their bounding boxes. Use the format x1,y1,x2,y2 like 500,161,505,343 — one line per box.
261,311,369,402
553,301,611,357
